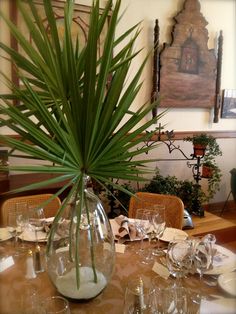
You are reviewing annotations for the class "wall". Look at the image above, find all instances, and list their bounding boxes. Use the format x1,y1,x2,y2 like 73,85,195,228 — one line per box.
115,0,236,204
0,0,236,204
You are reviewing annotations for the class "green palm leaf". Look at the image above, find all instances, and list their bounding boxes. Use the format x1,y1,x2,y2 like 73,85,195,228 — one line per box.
0,0,165,198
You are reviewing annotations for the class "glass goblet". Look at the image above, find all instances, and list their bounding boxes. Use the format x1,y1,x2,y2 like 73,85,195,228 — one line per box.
7,210,17,248
28,206,46,273
124,277,156,314
28,206,46,244
151,206,166,256
134,209,153,264
166,239,193,286
193,237,213,280
16,204,29,251
42,296,71,314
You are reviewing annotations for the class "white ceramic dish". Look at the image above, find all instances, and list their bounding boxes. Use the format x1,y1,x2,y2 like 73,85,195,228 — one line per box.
19,229,48,242
218,272,236,296
0,228,12,242
159,227,188,242
205,244,236,275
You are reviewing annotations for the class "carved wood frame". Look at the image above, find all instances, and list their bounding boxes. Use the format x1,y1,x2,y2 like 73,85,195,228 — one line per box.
9,0,110,100
151,0,223,123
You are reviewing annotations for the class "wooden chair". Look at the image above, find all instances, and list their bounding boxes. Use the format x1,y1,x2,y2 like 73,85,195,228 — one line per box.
128,192,184,229
0,194,61,226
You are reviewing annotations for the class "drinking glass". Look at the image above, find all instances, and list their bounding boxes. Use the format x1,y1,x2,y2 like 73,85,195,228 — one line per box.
162,286,188,314
193,237,213,280
134,209,153,263
7,210,17,248
16,203,29,250
124,277,156,314
28,206,46,244
151,205,166,256
42,296,70,314
166,239,193,285
28,206,46,273
21,285,44,314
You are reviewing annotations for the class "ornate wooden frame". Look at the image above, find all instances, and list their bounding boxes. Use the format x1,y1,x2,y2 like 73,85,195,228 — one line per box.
152,0,223,123
9,0,110,94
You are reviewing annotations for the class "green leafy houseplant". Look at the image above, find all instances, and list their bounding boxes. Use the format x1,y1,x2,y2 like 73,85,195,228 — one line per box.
184,134,222,203
142,168,204,212
0,0,165,297
184,133,215,147
184,133,218,157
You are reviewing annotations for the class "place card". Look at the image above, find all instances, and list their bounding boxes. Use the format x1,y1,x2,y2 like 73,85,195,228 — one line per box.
152,262,169,279
115,243,126,254
0,256,14,273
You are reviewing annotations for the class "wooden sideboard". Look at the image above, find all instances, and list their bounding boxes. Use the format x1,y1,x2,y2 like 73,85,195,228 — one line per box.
187,211,236,252
0,173,69,201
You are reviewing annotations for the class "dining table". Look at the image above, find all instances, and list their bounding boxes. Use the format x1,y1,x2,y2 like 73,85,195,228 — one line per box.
0,218,236,314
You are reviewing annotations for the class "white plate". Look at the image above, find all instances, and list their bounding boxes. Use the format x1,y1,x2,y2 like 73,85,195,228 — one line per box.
205,244,236,275
0,228,12,242
19,229,48,242
218,272,236,296
159,227,188,242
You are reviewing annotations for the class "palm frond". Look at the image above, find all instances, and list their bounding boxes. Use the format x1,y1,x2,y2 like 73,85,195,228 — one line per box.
0,0,165,199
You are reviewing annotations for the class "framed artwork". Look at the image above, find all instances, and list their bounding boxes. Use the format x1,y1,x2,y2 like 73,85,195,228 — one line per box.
221,89,236,119
153,0,219,110
10,0,110,91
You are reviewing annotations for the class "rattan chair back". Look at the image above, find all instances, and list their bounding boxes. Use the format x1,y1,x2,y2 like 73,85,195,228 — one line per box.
128,192,184,229
0,194,61,226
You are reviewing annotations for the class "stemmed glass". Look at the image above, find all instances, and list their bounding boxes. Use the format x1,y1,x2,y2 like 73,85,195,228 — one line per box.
134,209,153,264
166,238,193,287
42,296,71,314
151,205,166,256
28,206,46,243
124,277,156,314
7,210,18,250
193,236,214,280
28,206,46,273
16,203,29,251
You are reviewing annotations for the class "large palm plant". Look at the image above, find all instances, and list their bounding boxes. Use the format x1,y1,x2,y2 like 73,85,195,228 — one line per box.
0,0,165,292
0,0,164,208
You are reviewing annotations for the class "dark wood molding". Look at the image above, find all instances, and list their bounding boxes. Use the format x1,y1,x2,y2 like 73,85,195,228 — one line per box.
1,130,236,147
149,130,236,141
159,130,236,140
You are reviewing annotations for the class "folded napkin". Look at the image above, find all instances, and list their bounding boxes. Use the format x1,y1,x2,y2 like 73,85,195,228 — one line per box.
114,215,139,241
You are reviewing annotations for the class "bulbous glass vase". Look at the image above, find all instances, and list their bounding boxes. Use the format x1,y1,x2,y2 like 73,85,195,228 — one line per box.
46,182,115,301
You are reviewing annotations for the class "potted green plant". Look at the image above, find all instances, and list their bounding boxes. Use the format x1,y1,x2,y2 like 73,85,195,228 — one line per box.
201,136,222,199
184,133,217,157
0,0,165,300
184,133,222,202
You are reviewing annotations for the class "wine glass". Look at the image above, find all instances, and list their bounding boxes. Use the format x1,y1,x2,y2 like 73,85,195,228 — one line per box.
15,203,29,251
124,277,156,314
151,205,166,256
42,296,71,314
28,206,46,243
166,238,193,286
134,209,153,263
7,210,17,248
193,237,213,280
28,206,46,273
164,286,188,314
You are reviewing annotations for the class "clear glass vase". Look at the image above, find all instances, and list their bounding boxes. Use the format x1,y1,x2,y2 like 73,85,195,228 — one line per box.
46,180,115,301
